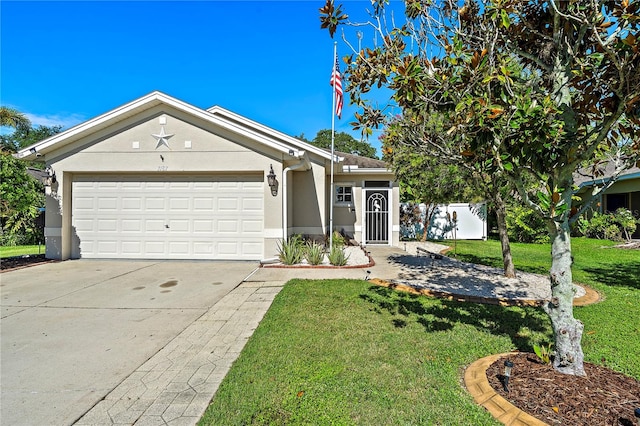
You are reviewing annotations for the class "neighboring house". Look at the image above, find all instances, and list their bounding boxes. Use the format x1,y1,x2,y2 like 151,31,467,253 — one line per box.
15,91,398,261
575,163,640,238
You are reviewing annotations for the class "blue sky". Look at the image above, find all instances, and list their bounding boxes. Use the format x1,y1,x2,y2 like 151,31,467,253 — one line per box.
1,0,390,154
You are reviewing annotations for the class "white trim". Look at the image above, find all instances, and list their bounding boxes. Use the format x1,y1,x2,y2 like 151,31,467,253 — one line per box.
44,227,62,237
334,182,355,206
207,106,334,160
341,166,392,174
15,91,335,162
263,228,284,239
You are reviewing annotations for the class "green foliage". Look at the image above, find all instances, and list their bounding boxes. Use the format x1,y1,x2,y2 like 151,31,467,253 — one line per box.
576,209,638,242
0,152,44,245
0,106,31,131
304,241,325,265
0,124,63,153
505,205,549,244
533,342,553,365
277,235,305,265
327,245,349,266
309,129,378,159
330,230,346,248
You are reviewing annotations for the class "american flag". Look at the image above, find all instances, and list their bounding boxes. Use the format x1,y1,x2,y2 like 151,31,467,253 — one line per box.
330,56,343,118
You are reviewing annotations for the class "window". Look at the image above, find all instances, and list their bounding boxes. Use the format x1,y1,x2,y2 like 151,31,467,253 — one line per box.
335,185,353,204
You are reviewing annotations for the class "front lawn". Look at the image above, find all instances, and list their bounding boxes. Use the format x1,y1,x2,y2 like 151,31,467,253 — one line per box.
200,238,639,425
0,244,44,258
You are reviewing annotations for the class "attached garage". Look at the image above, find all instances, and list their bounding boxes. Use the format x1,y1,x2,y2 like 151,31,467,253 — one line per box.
71,174,264,260
15,91,399,261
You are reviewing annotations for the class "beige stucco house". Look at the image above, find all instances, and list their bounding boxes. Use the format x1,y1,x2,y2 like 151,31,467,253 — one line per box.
16,91,399,260
575,164,640,238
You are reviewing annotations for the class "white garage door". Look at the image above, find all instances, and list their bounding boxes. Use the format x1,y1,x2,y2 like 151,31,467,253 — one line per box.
71,174,264,260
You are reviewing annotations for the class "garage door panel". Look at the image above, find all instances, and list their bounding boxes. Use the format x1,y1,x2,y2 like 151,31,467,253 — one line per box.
193,220,214,232
74,197,95,211
122,220,142,232
74,219,95,233
168,241,190,255
121,241,142,254
97,241,118,254
145,198,166,210
242,198,263,211
122,198,142,211
97,219,117,232
72,175,264,260
169,198,190,210
217,198,238,211
168,220,190,232
193,198,214,210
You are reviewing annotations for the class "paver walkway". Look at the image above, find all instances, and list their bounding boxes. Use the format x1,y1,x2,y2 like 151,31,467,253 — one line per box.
75,280,284,426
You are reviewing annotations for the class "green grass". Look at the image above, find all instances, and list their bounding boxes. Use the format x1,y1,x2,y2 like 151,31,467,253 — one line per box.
200,237,639,425
0,244,44,258
450,237,640,377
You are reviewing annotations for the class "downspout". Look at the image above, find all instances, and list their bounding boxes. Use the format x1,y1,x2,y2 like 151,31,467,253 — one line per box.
282,151,311,241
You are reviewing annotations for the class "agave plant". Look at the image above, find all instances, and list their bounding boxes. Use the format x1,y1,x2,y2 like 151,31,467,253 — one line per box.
277,235,304,265
305,241,325,265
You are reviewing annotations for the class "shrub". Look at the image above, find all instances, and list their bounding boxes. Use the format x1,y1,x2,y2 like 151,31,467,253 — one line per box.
577,208,638,242
505,205,549,243
277,235,305,265
304,241,325,265
328,246,349,266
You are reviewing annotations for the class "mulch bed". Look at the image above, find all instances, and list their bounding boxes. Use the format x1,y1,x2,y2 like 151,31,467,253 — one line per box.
1,254,53,271
486,352,640,425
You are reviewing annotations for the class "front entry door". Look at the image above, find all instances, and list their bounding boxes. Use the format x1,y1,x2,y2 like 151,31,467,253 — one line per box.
364,189,390,244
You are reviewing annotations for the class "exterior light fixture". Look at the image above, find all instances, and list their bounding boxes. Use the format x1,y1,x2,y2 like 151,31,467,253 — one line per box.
267,164,278,196
44,166,57,185
503,359,514,392
635,407,640,426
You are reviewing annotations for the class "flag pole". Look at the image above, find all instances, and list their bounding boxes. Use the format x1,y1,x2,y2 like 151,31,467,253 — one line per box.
329,41,337,252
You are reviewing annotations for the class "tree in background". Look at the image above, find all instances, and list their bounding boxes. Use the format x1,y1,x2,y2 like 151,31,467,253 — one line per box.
1,124,63,154
320,0,639,376
0,107,49,245
0,106,31,131
298,129,378,158
383,113,519,277
0,152,44,245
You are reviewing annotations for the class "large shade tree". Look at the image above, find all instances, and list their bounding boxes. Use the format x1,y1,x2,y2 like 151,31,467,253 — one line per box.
320,0,640,376
298,129,379,158
0,107,46,245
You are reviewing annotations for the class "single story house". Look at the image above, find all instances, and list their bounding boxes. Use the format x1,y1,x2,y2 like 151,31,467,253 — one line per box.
575,163,640,238
15,91,399,261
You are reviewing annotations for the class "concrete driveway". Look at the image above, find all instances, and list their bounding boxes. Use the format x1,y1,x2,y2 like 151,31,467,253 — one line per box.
0,259,258,426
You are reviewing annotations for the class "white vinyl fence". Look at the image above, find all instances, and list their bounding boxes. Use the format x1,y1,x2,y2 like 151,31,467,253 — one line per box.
401,202,487,240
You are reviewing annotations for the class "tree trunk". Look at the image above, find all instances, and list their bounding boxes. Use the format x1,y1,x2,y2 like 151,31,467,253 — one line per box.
544,216,586,376
493,193,516,278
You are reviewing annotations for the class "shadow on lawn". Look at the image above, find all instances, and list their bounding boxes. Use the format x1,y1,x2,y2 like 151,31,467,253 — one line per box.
360,286,550,352
582,262,640,290
453,253,549,276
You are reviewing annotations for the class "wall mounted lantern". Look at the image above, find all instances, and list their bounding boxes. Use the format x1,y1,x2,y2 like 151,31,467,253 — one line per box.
44,166,57,186
267,164,278,196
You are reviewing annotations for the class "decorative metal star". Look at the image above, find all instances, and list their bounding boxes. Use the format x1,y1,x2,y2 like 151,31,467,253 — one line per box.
152,126,174,149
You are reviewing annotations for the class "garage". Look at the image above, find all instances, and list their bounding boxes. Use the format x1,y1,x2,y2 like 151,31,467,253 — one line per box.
71,174,264,260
